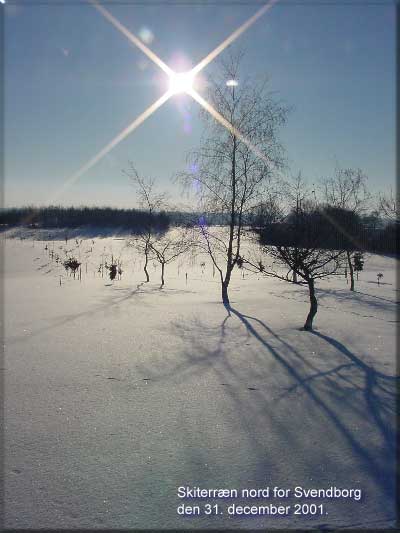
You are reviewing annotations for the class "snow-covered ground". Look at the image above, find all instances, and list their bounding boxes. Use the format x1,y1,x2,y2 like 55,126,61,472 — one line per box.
3,230,398,529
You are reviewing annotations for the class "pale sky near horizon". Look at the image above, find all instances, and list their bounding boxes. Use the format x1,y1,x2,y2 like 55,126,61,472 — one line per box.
4,1,396,209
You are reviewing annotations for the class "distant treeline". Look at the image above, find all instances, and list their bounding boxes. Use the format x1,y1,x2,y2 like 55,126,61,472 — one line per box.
258,206,398,255
0,206,170,232
0,206,244,230
2,205,397,255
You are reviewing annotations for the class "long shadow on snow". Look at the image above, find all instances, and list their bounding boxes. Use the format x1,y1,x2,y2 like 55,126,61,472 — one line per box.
6,282,199,346
6,282,146,345
141,302,397,520
314,287,398,311
270,286,398,323
308,331,397,451
227,304,397,504
352,290,399,305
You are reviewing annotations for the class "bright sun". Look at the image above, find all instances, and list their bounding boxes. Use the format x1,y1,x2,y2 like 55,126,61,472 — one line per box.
169,71,195,95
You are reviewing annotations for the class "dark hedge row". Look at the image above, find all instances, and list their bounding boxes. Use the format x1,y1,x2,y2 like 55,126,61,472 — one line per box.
0,206,170,233
258,207,398,255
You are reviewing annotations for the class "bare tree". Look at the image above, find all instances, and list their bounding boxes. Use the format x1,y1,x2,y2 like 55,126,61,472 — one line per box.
252,190,284,229
379,188,398,224
267,247,344,331
123,163,168,282
320,166,370,291
281,172,313,283
149,228,195,288
242,203,345,331
178,53,288,305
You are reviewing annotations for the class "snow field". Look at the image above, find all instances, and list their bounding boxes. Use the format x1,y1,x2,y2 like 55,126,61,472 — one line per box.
3,231,398,529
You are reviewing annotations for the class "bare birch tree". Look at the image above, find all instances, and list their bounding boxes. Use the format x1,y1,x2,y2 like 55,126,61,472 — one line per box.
241,204,345,330
379,188,398,224
123,163,168,282
150,228,195,288
281,172,313,283
178,54,288,305
320,166,370,291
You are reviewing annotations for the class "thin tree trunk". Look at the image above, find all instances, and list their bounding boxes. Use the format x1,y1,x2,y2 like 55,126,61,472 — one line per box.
221,99,237,308
304,278,318,331
293,245,298,283
293,198,299,283
221,265,233,305
160,262,165,288
346,250,354,291
144,243,150,282
222,281,229,305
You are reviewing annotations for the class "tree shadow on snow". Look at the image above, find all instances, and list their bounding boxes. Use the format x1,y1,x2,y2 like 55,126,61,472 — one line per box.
139,302,397,524
6,280,200,346
270,286,398,323
6,282,148,345
315,287,398,311
308,330,397,452
226,304,397,505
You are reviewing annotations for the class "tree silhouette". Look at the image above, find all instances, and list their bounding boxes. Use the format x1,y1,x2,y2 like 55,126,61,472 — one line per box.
124,163,168,283
320,166,370,291
242,202,345,330
178,52,288,305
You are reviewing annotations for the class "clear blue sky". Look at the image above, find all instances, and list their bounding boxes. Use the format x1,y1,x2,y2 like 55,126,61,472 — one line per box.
4,1,396,208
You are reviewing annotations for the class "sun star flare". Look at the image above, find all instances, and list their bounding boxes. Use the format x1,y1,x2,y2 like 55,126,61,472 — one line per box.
56,0,279,200
169,71,195,95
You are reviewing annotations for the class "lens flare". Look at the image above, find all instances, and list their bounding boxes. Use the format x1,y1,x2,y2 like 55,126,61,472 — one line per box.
169,71,195,95
188,88,272,168
191,0,278,76
53,0,279,201
54,90,172,201
91,0,172,76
